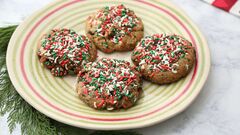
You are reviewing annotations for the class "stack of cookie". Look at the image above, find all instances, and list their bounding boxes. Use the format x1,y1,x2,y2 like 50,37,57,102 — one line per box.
37,4,195,111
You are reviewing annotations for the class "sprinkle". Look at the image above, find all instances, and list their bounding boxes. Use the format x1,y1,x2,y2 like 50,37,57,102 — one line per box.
39,29,94,76
133,34,190,73
89,4,140,44
107,107,114,111
93,102,97,108
78,58,141,108
97,99,105,108
185,64,189,70
51,66,67,77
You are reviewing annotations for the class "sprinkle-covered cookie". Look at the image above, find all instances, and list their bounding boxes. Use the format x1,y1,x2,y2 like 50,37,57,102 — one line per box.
38,29,97,77
86,4,144,53
76,58,142,110
132,34,195,84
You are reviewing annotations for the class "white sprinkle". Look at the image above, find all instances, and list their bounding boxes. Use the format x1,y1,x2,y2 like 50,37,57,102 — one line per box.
126,90,129,95
107,107,114,111
171,63,179,74
162,55,169,65
139,59,146,65
140,64,145,69
93,102,97,108
133,97,137,103
54,57,58,63
65,64,68,70
185,64,189,70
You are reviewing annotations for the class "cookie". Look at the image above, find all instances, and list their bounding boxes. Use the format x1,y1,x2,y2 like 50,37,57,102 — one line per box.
132,34,195,84
86,4,144,53
37,29,97,77
76,58,142,110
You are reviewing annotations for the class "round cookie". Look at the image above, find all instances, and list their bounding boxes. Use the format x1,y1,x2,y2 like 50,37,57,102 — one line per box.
37,29,97,77
86,4,144,53
76,58,142,110
132,34,196,84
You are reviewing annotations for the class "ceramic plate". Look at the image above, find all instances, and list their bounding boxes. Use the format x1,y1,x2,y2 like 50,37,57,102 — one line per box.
6,0,210,130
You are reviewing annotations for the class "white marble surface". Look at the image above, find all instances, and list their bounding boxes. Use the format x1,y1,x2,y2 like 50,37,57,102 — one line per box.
1,0,240,135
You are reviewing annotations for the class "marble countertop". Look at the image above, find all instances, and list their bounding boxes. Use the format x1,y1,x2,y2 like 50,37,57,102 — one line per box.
1,0,240,135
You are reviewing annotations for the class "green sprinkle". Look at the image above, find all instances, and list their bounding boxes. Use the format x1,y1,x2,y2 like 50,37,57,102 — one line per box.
150,50,155,55
103,42,108,47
